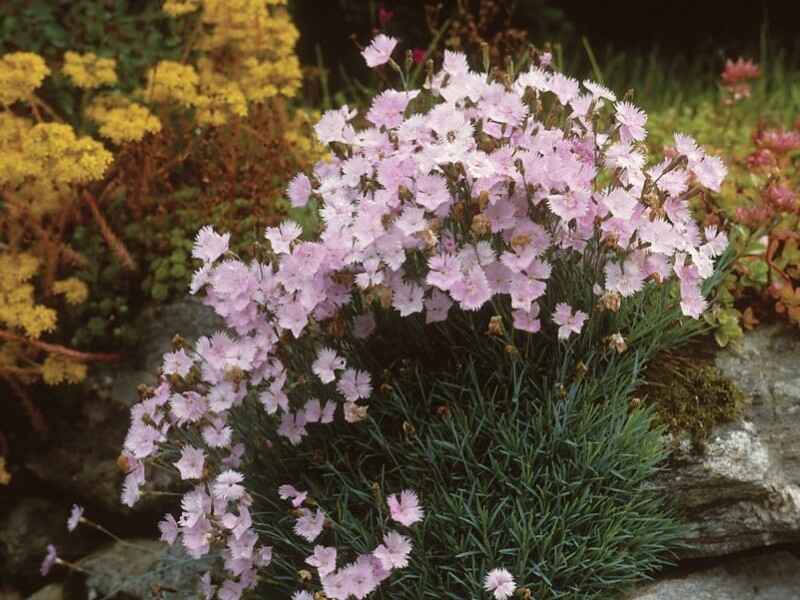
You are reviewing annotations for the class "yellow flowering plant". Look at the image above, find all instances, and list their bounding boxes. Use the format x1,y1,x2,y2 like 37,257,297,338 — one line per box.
0,0,320,450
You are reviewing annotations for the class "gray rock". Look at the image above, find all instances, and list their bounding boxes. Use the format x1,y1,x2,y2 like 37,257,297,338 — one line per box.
628,550,800,600
663,324,800,558
25,299,222,513
80,539,210,600
26,584,62,600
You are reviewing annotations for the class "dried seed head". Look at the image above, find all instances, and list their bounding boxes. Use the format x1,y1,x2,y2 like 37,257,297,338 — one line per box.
600,290,621,312
608,332,627,353
471,213,491,236
511,233,531,249
487,315,504,336
420,228,438,249
477,190,491,210
298,569,313,582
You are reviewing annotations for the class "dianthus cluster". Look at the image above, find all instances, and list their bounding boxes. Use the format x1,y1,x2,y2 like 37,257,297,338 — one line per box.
123,39,727,599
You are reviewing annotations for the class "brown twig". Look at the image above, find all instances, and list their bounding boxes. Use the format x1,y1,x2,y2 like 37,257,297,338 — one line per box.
4,375,47,434
83,191,138,271
0,329,124,363
59,244,90,269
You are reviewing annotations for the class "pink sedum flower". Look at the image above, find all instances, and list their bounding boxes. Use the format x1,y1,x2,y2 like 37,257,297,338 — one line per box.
387,489,424,527
362,34,398,68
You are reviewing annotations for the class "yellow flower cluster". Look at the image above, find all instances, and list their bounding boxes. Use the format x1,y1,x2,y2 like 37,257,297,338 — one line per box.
53,277,89,305
23,123,113,185
0,52,50,105
146,60,201,106
154,0,302,124
41,354,87,385
0,114,112,188
87,95,162,144
0,254,57,340
62,51,118,89
162,0,201,17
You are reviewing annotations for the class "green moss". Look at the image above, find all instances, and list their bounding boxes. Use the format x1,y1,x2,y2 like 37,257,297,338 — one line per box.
645,363,746,447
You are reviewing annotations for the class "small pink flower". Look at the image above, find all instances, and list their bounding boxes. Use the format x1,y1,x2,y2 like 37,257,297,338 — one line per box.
67,504,83,532
614,101,647,143
552,302,588,340
484,568,516,600
213,470,245,501
512,304,541,334
200,572,216,600
337,369,372,402
40,544,58,576
192,225,229,263
278,483,308,508
175,445,205,480
450,266,493,311
392,281,425,316
312,347,346,384
287,173,312,207
162,349,193,377
265,220,303,255
387,489,424,527
294,508,326,542
373,530,412,570
306,545,337,577
353,312,376,339
362,34,398,68
159,513,179,545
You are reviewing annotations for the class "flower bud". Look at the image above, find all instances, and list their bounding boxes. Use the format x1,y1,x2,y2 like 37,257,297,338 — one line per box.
116,453,130,473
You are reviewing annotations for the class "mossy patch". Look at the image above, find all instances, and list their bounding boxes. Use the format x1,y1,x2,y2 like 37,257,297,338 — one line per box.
643,361,746,448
